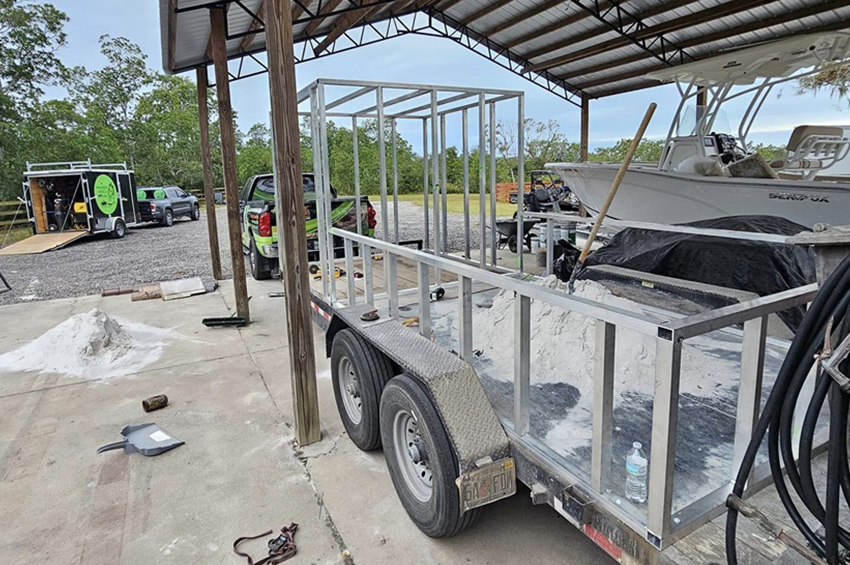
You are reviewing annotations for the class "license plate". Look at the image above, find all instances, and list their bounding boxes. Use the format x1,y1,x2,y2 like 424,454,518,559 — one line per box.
456,457,516,512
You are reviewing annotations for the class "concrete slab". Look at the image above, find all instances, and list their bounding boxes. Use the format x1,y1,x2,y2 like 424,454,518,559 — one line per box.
0,278,614,564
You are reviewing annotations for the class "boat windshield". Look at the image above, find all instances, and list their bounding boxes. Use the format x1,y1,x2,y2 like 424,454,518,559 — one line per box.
676,106,733,137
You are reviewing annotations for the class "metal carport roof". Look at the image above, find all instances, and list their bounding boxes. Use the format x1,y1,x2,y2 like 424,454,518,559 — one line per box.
160,0,850,106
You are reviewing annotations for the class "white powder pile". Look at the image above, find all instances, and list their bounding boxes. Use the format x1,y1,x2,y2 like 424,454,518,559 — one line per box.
0,308,171,379
474,277,740,451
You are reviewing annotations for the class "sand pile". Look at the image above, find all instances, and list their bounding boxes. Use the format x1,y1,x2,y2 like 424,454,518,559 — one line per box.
0,308,171,379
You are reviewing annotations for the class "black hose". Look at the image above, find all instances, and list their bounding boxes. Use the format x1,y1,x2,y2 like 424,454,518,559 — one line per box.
726,254,850,564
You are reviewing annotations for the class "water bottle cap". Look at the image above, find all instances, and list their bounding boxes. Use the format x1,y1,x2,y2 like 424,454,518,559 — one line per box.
633,442,642,449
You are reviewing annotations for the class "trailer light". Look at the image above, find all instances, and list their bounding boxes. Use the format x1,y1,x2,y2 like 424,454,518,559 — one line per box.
258,211,272,237
150,202,156,212
367,205,377,229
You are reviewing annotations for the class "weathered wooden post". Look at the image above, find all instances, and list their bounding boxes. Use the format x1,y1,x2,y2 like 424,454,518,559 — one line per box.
195,67,223,281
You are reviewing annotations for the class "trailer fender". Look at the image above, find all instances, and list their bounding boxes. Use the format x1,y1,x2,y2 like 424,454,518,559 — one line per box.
330,303,510,475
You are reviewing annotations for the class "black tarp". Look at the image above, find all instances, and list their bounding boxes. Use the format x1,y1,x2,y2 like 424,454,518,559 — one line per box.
566,216,815,331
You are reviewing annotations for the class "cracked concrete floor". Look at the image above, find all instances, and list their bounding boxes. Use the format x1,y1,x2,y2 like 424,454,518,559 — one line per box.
0,278,612,564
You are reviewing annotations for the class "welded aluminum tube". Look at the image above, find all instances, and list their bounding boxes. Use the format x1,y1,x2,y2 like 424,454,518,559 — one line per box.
591,321,615,493
546,219,554,275
516,95,525,273
489,102,497,267
422,119,430,249
431,91,441,283
392,118,399,244
462,109,470,260
318,85,336,301
344,238,356,306
388,253,398,319
377,87,391,292
363,243,373,304
458,276,473,362
440,114,448,253
418,263,431,339
352,116,362,235
478,93,486,268
514,294,531,436
310,88,329,299
732,316,767,483
647,337,682,543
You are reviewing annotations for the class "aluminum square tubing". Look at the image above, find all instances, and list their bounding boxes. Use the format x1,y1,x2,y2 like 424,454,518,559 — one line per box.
418,262,431,339
309,88,329,300
462,109,470,260
344,238,356,306
458,275,473,362
489,102,497,266
478,94,487,268
514,294,531,436
516,95,525,273
391,117,399,244
377,86,391,304
352,116,362,235
732,315,767,487
440,114,448,253
318,84,336,301
430,91,441,283
363,243,373,304
592,321,615,493
422,119,430,249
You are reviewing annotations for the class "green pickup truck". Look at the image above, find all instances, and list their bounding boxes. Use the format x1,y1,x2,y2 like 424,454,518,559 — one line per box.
240,173,376,280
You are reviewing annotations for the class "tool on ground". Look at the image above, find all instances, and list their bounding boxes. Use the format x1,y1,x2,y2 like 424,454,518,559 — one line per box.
312,266,345,280
267,292,286,298
142,394,168,412
401,317,420,327
233,523,298,565
96,423,184,456
567,102,656,294
203,297,252,327
430,287,445,302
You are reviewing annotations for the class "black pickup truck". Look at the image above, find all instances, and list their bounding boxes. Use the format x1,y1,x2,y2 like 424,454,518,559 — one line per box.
240,173,376,280
136,186,200,226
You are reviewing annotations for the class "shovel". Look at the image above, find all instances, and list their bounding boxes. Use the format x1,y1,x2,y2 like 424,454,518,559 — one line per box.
568,103,657,294
96,423,184,456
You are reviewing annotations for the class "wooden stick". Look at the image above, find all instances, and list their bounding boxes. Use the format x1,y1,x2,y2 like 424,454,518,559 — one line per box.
578,102,656,264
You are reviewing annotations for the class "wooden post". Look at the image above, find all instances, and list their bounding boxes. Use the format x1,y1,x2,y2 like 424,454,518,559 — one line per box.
579,94,589,162
265,0,321,445
196,66,223,281
209,7,250,322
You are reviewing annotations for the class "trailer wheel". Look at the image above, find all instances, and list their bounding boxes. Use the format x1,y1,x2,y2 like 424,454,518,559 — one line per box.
249,239,271,280
331,329,394,451
191,204,200,221
380,374,480,538
110,219,126,239
161,209,174,227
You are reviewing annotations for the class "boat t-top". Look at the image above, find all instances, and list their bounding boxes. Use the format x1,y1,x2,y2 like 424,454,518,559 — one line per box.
548,33,850,228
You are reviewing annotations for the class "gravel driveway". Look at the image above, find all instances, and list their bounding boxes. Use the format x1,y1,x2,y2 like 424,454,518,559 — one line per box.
0,201,486,305
373,200,492,253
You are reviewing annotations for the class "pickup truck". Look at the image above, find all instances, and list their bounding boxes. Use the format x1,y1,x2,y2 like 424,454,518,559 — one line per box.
137,186,200,226
240,173,376,280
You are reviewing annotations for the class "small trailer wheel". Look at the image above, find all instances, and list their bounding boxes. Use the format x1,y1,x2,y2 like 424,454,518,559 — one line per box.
507,235,518,254
331,329,394,450
380,374,480,538
111,219,127,239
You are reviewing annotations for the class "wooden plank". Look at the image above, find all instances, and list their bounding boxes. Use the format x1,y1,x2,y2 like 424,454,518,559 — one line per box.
0,219,29,227
210,6,251,322
196,67,223,281
0,200,21,206
0,232,87,256
266,0,320,446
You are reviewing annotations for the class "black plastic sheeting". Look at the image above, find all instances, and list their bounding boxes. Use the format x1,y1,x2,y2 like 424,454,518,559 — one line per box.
555,216,815,332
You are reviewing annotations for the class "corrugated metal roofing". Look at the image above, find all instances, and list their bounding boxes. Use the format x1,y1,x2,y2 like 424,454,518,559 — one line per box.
160,0,850,99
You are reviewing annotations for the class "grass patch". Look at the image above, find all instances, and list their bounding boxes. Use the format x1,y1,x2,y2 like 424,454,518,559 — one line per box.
397,193,516,217
0,226,32,248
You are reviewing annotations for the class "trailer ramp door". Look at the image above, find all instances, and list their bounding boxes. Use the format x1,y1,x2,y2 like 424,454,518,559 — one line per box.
0,232,87,255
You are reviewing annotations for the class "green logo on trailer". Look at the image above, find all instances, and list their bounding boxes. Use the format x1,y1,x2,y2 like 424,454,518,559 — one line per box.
94,174,118,215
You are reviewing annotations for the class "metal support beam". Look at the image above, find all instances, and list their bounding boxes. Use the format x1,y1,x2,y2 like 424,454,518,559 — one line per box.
514,294,531,436
195,67,223,281
265,0,320,445
209,6,251,322
502,0,634,49
732,316,767,486
313,0,379,55
591,321,615,493
304,0,346,35
458,275,473,362
580,94,589,162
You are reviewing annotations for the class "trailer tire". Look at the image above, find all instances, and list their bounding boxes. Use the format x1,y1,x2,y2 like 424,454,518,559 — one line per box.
110,218,127,239
161,209,174,227
331,329,394,451
191,204,200,221
249,239,271,280
380,374,480,538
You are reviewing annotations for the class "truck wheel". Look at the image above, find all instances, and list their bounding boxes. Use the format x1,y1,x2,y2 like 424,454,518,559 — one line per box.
380,374,480,538
191,204,200,221
331,329,394,451
110,219,127,239
161,209,174,227
249,239,271,280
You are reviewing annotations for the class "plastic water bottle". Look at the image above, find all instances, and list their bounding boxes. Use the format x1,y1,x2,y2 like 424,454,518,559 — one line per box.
626,442,648,504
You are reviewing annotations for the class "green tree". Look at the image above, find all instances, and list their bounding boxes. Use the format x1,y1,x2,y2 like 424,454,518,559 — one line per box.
798,63,850,104
590,138,663,163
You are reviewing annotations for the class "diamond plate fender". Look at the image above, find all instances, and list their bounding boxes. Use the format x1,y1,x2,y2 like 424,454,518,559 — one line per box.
328,303,510,473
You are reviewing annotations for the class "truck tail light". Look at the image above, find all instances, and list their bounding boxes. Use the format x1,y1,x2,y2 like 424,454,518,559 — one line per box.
367,205,377,229
150,202,156,212
258,211,272,237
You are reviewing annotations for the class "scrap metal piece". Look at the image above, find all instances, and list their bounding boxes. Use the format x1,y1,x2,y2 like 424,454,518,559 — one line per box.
96,423,184,456
142,395,168,413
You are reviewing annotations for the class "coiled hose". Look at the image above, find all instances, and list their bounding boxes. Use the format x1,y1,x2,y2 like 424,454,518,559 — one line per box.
726,254,850,564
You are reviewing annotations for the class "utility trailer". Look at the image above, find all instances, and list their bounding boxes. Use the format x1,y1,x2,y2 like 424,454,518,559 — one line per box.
295,79,827,564
0,161,140,255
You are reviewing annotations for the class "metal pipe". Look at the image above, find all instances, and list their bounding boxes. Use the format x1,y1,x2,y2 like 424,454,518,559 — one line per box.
377,86,391,296
462,109,470,260
431,90,441,283
363,242,373,304
440,114,448,253
422,119,430,250
310,88,330,300
479,93,487,268
352,116,362,235
418,262,431,339
732,316,767,485
345,238,356,306
489,102,497,267
318,84,336,302
459,275,473,362
514,294,531,436
392,117,399,244
591,321,615,493
516,95,525,272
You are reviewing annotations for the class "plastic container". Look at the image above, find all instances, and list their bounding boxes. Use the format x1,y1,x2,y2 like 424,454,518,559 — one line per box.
529,235,540,254
625,442,648,504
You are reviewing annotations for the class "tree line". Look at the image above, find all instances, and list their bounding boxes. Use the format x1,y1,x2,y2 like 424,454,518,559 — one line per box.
4,1,843,203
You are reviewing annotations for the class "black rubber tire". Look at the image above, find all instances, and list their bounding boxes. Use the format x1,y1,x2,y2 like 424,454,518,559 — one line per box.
507,235,518,254
249,239,271,280
161,208,174,227
110,218,126,239
331,329,394,450
191,203,200,221
380,374,480,538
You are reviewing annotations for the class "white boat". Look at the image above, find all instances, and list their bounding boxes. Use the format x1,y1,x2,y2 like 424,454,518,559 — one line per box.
548,33,850,228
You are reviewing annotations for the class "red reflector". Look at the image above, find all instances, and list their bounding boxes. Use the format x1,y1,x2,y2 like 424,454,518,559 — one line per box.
367,205,377,229
150,202,156,212
258,211,272,237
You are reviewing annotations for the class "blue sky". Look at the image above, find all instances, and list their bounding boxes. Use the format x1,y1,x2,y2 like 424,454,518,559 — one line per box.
48,1,850,152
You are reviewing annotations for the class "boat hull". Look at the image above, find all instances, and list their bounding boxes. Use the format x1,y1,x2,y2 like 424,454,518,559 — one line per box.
549,163,850,228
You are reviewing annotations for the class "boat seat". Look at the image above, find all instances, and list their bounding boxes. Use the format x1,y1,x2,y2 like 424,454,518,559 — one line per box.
769,125,850,180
